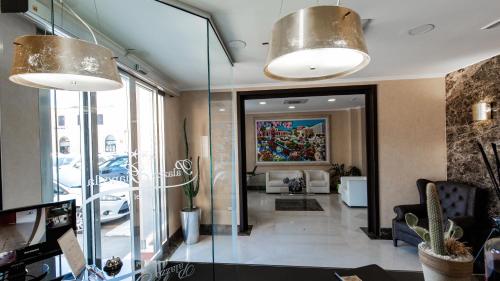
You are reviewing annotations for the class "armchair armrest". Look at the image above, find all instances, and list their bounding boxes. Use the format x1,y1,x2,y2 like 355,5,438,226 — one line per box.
393,204,426,221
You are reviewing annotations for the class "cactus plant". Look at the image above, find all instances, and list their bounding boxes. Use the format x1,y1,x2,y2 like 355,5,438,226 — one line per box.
405,183,465,256
182,118,200,211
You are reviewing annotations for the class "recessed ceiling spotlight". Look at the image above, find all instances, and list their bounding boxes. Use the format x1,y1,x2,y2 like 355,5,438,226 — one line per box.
228,40,247,49
219,108,226,112
408,24,435,36
481,19,500,30
328,98,336,102
288,106,296,109
259,101,267,105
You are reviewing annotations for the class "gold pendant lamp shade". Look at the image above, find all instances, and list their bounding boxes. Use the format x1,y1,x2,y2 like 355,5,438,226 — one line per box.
10,35,123,91
264,5,370,81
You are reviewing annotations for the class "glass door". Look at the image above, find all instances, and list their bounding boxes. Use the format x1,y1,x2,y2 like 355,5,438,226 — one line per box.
47,75,169,276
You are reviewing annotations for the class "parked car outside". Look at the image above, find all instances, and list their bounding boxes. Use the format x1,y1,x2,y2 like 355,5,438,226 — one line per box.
99,155,129,182
53,176,130,232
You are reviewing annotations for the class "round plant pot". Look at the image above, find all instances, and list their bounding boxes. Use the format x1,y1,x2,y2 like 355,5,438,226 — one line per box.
181,207,201,245
418,244,473,281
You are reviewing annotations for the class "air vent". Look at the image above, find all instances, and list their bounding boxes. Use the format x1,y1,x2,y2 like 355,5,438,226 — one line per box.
283,99,308,105
481,19,500,30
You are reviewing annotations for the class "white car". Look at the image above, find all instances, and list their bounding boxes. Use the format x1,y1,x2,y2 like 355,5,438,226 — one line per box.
53,178,130,231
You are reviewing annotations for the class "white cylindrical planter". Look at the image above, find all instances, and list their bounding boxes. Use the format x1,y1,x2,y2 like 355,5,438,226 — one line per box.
418,244,473,281
181,208,201,245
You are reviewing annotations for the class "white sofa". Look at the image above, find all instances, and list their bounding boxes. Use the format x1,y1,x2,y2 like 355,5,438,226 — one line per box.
339,176,367,207
266,170,303,193
304,170,330,194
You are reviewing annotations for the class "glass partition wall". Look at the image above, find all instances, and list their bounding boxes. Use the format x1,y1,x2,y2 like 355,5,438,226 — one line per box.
29,0,234,279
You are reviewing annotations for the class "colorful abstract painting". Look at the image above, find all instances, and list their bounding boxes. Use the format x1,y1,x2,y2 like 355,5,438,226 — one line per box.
255,118,329,163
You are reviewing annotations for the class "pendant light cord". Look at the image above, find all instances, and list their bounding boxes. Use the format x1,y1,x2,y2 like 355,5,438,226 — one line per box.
50,0,55,34
59,0,98,44
64,4,98,44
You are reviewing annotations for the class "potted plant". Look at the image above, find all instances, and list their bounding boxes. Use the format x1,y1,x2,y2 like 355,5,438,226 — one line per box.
180,118,201,245
328,163,362,192
405,183,473,281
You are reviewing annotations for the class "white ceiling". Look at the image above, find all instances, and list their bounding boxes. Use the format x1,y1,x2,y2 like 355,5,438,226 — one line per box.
64,0,230,91
245,94,365,114
67,0,500,90
180,0,500,88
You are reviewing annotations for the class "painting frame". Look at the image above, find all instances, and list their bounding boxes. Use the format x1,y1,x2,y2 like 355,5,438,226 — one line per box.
255,117,330,165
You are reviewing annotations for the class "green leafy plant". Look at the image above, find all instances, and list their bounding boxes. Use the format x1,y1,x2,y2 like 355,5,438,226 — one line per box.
328,163,362,188
182,118,200,211
405,183,466,256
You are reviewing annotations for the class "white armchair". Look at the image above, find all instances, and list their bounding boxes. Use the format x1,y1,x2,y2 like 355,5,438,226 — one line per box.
339,176,367,207
266,170,303,193
304,170,330,194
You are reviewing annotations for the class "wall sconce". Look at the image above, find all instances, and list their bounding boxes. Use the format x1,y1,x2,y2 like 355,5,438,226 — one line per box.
472,102,492,121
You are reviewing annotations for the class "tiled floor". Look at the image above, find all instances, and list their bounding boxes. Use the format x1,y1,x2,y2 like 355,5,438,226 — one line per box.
170,191,421,271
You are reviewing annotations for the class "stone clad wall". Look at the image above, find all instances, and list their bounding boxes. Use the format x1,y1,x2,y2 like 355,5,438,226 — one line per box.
445,55,500,213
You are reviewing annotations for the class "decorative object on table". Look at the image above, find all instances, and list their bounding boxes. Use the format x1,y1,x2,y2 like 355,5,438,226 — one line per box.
9,1,122,91
256,118,329,164
283,177,305,194
265,170,303,193
103,256,123,276
328,163,361,192
180,118,201,245
484,237,500,280
405,183,473,281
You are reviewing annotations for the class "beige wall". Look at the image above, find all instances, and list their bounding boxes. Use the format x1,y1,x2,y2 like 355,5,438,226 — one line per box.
245,109,366,175
177,91,236,226
180,78,447,228
377,78,447,227
178,91,214,225
0,14,42,209
164,96,185,234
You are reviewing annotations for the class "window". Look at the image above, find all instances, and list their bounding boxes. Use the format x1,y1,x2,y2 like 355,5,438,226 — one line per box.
57,116,66,127
97,114,104,125
58,136,71,154
45,75,168,274
105,135,117,152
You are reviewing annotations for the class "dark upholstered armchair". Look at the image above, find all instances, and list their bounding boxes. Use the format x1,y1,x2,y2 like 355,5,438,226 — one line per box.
392,179,490,251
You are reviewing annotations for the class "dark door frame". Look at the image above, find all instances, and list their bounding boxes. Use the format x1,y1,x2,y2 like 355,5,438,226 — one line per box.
236,85,380,237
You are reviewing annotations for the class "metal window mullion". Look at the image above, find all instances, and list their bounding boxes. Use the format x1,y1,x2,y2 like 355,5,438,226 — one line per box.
153,91,162,253
128,77,142,271
80,91,101,267
158,95,168,246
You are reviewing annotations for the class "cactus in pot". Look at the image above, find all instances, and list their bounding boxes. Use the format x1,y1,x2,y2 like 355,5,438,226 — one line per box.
180,118,201,245
405,183,472,281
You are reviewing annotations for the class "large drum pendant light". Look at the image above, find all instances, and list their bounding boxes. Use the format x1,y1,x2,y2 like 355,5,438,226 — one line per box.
9,1,122,91
10,35,122,91
264,5,370,81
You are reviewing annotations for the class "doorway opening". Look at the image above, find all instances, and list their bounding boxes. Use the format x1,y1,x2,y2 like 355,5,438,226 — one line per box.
237,85,380,242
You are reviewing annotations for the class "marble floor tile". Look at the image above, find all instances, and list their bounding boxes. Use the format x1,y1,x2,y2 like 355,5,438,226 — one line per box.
170,191,421,271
